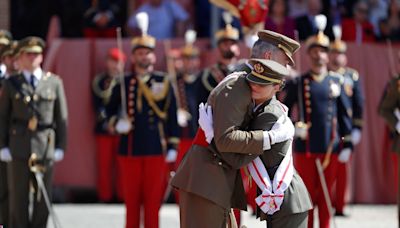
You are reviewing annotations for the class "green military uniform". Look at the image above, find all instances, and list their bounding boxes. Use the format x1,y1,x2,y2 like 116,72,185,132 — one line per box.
0,29,12,228
0,37,68,228
378,75,400,224
246,59,312,227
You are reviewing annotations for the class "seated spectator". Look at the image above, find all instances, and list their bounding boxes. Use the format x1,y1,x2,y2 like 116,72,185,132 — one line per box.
265,0,296,39
127,0,189,39
385,0,400,41
295,0,334,41
342,0,376,43
368,0,389,36
83,0,126,38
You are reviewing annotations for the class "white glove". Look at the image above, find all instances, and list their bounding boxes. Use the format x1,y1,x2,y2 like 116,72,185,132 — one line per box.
396,121,400,134
198,103,214,143
115,118,132,134
177,108,191,127
351,129,362,145
0,147,12,162
295,122,308,139
54,149,64,162
338,148,351,163
165,149,177,163
268,115,295,145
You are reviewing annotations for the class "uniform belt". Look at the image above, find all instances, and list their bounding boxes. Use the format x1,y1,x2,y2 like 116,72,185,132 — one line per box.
12,119,53,130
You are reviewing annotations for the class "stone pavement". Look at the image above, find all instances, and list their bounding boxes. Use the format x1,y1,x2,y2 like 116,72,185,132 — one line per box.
48,204,397,228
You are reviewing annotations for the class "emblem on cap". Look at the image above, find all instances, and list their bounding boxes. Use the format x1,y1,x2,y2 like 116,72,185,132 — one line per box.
254,63,264,74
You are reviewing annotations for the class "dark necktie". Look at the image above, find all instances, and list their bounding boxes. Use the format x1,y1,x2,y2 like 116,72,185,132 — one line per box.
30,74,36,89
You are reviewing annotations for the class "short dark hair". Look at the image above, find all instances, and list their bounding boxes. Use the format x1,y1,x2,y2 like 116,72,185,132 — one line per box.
250,40,280,58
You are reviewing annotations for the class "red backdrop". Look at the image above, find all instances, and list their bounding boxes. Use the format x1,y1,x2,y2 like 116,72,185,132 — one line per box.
43,38,399,203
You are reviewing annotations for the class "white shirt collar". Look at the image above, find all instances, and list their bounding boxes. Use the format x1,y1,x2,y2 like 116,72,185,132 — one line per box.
23,68,43,82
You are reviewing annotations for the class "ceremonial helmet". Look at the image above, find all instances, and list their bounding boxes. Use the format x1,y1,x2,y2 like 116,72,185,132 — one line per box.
305,14,330,50
181,29,200,58
131,12,156,51
330,25,347,53
216,12,240,43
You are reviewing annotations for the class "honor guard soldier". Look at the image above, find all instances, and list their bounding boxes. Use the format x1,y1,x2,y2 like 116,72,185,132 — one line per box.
378,51,400,226
196,12,240,104
0,36,68,228
0,30,13,79
0,29,12,228
106,12,180,228
0,41,20,80
283,15,353,228
174,29,201,171
92,48,126,203
328,25,364,216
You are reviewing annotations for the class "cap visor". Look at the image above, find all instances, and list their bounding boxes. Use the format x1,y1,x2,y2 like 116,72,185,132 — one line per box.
246,73,274,85
23,46,43,53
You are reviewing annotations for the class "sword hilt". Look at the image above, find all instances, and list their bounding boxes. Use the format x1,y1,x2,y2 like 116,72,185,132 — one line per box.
28,153,47,173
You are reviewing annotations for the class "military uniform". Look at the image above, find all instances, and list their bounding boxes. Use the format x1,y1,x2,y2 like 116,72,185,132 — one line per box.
0,37,68,228
378,75,400,224
329,35,364,215
171,30,301,227
92,68,122,202
283,27,353,228
107,23,180,227
0,30,13,228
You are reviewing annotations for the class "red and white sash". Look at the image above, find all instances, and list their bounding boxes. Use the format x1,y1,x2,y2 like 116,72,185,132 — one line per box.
247,139,294,215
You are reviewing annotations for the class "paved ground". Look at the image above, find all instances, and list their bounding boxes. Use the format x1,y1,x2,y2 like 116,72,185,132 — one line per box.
47,204,397,228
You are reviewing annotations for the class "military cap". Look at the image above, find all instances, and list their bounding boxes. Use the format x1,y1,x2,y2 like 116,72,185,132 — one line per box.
216,12,239,42
181,29,199,57
131,12,156,51
305,14,330,50
257,30,300,66
330,25,347,53
0,30,12,45
15,36,45,56
246,58,289,85
0,41,18,58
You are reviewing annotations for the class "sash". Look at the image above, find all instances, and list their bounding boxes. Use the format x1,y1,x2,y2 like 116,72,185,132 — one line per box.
247,139,294,215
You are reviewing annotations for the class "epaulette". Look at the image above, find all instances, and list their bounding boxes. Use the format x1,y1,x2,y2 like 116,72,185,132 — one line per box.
328,71,344,84
346,67,359,81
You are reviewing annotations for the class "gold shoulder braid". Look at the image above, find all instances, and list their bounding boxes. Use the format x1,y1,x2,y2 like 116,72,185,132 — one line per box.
201,68,214,92
137,77,170,120
92,75,117,104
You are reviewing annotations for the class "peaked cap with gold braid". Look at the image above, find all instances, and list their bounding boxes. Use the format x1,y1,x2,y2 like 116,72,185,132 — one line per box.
246,59,289,85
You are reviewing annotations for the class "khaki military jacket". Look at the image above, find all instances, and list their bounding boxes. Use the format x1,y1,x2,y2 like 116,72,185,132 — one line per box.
250,96,313,220
172,73,264,210
379,76,400,153
0,72,68,160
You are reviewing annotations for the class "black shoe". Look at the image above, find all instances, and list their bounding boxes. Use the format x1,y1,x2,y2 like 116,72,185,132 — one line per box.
335,211,347,217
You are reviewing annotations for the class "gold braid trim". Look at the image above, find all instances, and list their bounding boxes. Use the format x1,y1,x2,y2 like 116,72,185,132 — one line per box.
151,75,170,101
92,74,117,104
137,78,169,120
201,69,214,92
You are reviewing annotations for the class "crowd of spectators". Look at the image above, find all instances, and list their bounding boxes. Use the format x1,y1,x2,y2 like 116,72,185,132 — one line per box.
8,0,400,43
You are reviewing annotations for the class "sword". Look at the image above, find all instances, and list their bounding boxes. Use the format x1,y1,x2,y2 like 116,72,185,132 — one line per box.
315,158,337,228
29,153,63,228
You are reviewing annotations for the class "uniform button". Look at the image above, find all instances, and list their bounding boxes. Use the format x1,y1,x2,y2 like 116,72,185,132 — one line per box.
12,129,16,135
218,162,222,166
305,92,310,98
305,100,311,106
129,86,135,91
128,101,134,106
306,108,312,113
213,153,217,157
305,85,310,91
248,153,252,156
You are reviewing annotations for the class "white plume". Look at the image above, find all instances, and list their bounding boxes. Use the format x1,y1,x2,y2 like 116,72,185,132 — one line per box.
136,12,149,35
333,25,342,40
314,14,327,31
222,11,233,26
185,30,197,45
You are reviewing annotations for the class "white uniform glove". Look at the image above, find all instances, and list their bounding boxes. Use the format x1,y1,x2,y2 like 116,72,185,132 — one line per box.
54,149,64,162
115,118,132,134
338,148,352,163
267,115,295,145
351,129,362,145
165,149,177,163
0,147,12,162
396,121,400,134
177,108,191,127
198,103,214,143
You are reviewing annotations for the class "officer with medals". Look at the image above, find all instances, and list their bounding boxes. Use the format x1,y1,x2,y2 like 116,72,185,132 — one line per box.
174,29,201,172
0,29,13,228
106,12,180,228
283,15,353,228
92,48,126,203
328,25,364,217
0,36,68,228
378,50,400,227
196,12,240,104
